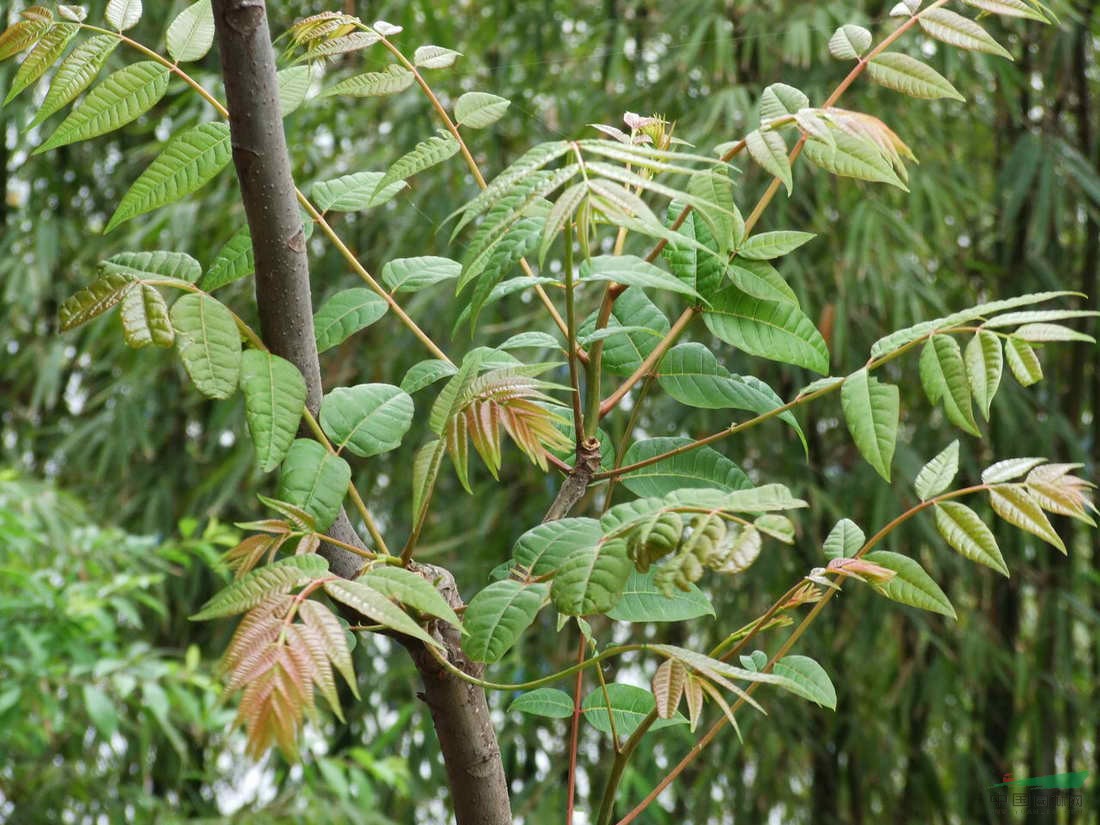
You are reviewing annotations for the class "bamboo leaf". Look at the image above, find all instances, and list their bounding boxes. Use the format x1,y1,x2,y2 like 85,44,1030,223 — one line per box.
313,288,389,352
455,91,510,128
934,501,1009,575
190,556,328,620
106,123,232,232
35,61,170,154
276,439,351,531
863,550,957,619
989,486,1065,552
867,52,965,101
28,33,119,126
462,580,548,663
319,383,414,458
120,284,173,349
324,580,442,649
239,350,307,473
915,441,960,501
918,7,1013,59
166,0,214,63
551,537,633,616
169,293,241,399
703,286,829,374
841,368,899,481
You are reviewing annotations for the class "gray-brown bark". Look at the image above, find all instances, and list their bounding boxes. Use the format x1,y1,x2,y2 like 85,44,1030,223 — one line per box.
210,3,513,822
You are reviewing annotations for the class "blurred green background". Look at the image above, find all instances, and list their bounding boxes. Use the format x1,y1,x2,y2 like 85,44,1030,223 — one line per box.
1,1,1097,823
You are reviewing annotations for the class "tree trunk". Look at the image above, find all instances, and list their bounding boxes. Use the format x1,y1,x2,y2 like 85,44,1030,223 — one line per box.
210,4,513,823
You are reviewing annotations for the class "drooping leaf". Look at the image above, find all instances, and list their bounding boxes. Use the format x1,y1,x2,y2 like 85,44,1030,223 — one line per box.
313,288,389,353
29,34,119,126
276,439,351,531
276,65,311,115
59,271,136,331
462,580,548,663
199,228,255,291
190,556,328,620
454,91,510,128
401,359,457,394
120,284,174,348
989,486,1065,552
965,329,1003,420
770,656,838,709
703,286,829,374
311,171,406,212
745,129,793,194
360,566,462,629
508,688,574,719
840,368,899,481
321,64,413,98
919,335,979,436
579,287,670,377
1004,335,1043,385
166,0,214,63
36,61,170,154
581,683,688,737
759,82,809,123
823,518,864,560
605,569,715,622
375,132,460,196
803,131,907,190
620,438,751,498
381,256,461,293
652,659,688,719
934,501,1009,575
5,22,77,105
410,438,446,524
169,293,241,399
862,550,957,619
579,254,700,299
319,383,414,458
101,250,202,283
918,7,1013,59
915,441,960,501
737,230,815,261
239,350,307,473
551,537,633,616
324,579,442,649
867,52,965,101
511,518,603,578
106,123,232,232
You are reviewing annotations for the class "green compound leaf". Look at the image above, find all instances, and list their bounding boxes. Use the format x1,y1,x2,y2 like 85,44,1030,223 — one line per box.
311,171,406,212
359,566,462,629
120,284,173,348
106,0,143,31
199,228,254,291
106,122,232,233
321,64,413,98
313,288,389,353
381,256,461,293
841,368,899,482
375,131,460,196
276,439,351,531
915,440,960,501
462,580,548,663
989,486,1065,553
319,383,414,458
770,656,837,709
551,537,633,617
101,250,202,282
36,61,170,154
918,7,1013,60
582,683,688,738
759,82,809,122
703,286,829,374
454,91,510,128
29,34,119,127
745,129,793,194
510,518,603,578
737,230,815,261
803,131,907,189
324,579,442,649
169,293,241,399
166,0,214,63
823,518,864,560
5,22,77,105
934,501,1009,576
579,254,700,299
866,52,965,101
413,44,461,69
1005,335,1043,386
58,271,136,331
605,569,715,623
190,555,328,620
239,350,307,473
410,437,446,525
965,329,1003,420
277,65,311,115
508,688,574,719
919,335,979,436
863,550,957,620
620,437,751,498
962,0,1048,22
401,359,457,394
828,24,872,59
0,16,51,63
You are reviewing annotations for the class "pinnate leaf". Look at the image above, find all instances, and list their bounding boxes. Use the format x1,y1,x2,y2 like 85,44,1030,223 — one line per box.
120,284,173,348
313,288,388,352
381,256,461,293
508,688,573,718
413,44,461,69
551,537,633,616
989,486,1065,553
169,293,242,399
200,228,254,291
102,250,202,283
703,286,829,374
276,439,351,531
828,24,872,59
5,22,77,105
1004,335,1043,385
934,501,1009,575
319,383,414,458
606,569,715,623
579,254,700,299
240,350,307,473
166,0,214,63
321,64,413,98
620,437,750,498
965,329,1003,420
867,52,965,101
918,8,1013,59
455,91,510,128
106,0,142,31
360,566,462,629
862,550,957,619
312,171,406,212
919,335,979,436
462,580,548,663
59,271,136,331
511,518,603,578
745,129,793,194
840,368,899,481
915,441,960,501
737,230,815,261
324,579,442,649
190,556,328,620
823,518,864,560
581,683,688,737
29,34,119,126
